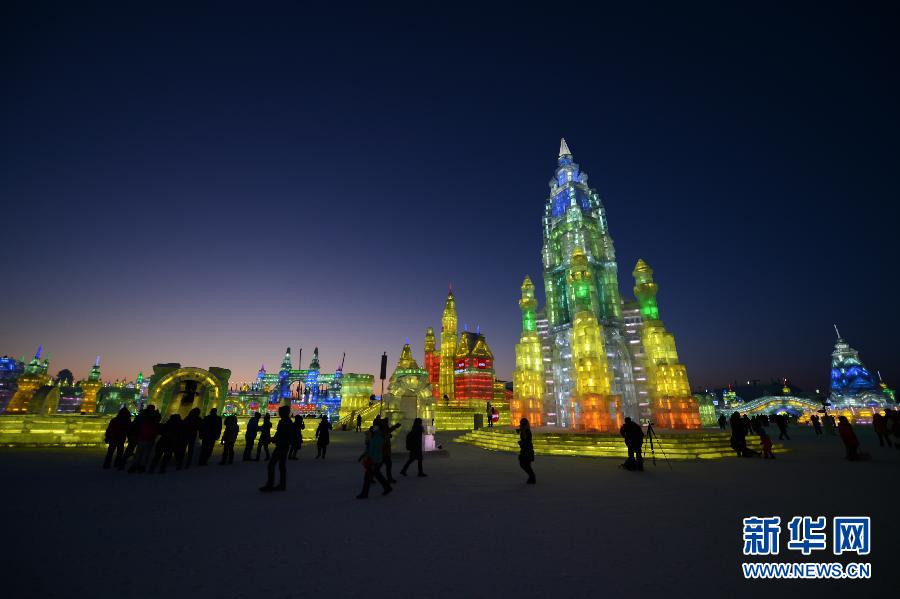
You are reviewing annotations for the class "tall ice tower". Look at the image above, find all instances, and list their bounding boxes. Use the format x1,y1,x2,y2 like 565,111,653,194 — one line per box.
512,277,544,425
80,356,103,414
541,139,639,421
632,259,699,428
439,288,458,402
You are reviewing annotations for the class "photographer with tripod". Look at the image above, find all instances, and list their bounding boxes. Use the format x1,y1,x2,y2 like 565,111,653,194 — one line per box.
620,416,644,471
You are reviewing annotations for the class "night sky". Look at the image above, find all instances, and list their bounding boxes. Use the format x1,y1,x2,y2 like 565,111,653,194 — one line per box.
3,3,898,391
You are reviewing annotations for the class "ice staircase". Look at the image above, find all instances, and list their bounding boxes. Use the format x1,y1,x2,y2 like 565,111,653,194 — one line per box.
455,428,787,460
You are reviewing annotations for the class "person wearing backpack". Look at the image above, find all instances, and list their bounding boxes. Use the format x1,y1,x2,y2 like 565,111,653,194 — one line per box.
399,418,427,477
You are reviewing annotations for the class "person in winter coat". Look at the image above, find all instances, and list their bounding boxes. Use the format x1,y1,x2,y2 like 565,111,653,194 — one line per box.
129,405,161,473
255,413,272,461
872,412,893,447
517,418,536,484
118,407,145,470
729,411,757,458
288,415,304,460
220,414,239,465
198,407,222,466
103,407,131,469
378,418,401,481
890,409,900,449
811,414,823,436
774,414,790,440
400,418,427,477
619,416,644,471
150,414,182,473
260,405,293,492
758,426,775,459
315,415,332,459
243,412,261,461
356,422,392,499
178,408,202,469
837,416,861,460
717,413,727,430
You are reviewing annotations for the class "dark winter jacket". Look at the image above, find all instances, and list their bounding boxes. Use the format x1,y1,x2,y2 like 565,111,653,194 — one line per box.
315,419,332,446
620,420,644,448
518,428,534,462
200,412,223,442
245,416,260,439
222,416,239,444
105,408,131,443
273,417,293,449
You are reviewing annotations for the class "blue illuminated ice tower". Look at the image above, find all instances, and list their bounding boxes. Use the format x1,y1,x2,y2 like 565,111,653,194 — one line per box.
540,139,639,423
829,325,884,407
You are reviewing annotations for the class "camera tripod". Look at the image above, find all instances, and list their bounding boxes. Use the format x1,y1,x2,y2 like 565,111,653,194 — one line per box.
643,421,672,470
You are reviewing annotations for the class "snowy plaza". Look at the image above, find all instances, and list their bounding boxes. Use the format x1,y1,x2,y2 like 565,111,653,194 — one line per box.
1,426,896,598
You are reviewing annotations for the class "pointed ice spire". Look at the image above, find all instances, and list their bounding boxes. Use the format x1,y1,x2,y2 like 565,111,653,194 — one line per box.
559,137,572,157
35,345,42,359
94,355,101,367
833,324,842,339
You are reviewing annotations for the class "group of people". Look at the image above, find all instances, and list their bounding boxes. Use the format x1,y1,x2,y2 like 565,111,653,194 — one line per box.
103,404,334,490
355,415,429,498
106,403,900,493
103,405,235,473
723,407,900,461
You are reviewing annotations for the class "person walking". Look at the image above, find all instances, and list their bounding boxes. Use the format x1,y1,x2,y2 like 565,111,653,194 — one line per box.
872,412,893,447
118,406,145,470
260,405,292,492
717,413,727,430
355,413,362,432
255,413,272,461
823,413,836,435
758,426,775,459
129,405,160,473
315,415,332,459
400,418,427,477
775,414,790,440
889,409,900,450
517,418,536,484
288,414,305,460
103,407,131,469
178,407,202,469
243,412,261,461
356,420,392,499
198,407,222,466
619,416,644,471
811,414,823,436
220,414,239,464
729,411,757,457
837,415,861,460
378,418,401,482
149,414,181,473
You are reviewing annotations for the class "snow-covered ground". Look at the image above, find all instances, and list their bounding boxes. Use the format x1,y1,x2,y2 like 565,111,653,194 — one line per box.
1,426,895,598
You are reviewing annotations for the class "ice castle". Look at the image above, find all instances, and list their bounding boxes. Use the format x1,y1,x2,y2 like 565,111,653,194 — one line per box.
512,139,700,430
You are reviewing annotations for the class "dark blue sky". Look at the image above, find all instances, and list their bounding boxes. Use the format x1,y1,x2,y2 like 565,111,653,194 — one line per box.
2,2,898,391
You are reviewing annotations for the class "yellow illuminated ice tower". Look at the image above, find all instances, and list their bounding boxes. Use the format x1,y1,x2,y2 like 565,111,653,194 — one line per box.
568,249,616,430
512,277,544,426
633,259,700,428
439,288,457,404
80,356,103,413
